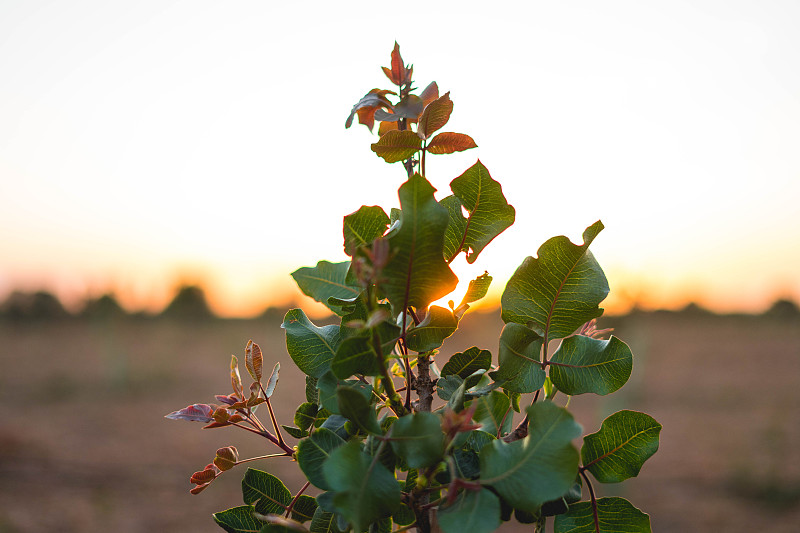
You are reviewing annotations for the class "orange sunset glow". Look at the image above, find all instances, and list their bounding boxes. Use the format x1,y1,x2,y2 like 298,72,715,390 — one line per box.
2,1,799,318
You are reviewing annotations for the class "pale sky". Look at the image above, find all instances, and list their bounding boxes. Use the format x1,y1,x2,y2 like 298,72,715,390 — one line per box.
1,0,799,316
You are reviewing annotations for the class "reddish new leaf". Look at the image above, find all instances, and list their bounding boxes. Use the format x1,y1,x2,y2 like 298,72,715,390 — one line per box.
345,89,395,131
419,81,439,107
215,393,238,406
213,406,231,423
190,483,210,495
214,446,239,471
382,42,412,86
245,340,263,383
230,355,243,399
417,92,453,140
371,130,422,163
427,132,478,154
190,463,220,485
378,120,400,136
165,403,215,423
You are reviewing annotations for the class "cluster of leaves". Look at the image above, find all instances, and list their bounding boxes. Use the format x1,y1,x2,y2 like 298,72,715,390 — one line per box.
168,44,661,533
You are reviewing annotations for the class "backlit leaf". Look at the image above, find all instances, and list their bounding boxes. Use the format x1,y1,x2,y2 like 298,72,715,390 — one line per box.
581,410,661,483
427,132,477,154
553,497,651,532
480,402,581,512
321,440,401,532
389,412,446,468
245,340,263,382
165,403,214,423
405,305,458,352
491,323,545,393
343,206,390,257
296,428,346,490
371,130,422,163
438,488,501,533
213,505,263,533
418,92,453,140
459,272,492,307
242,469,291,515
264,362,280,398
501,221,608,340
382,42,411,86
214,446,239,471
441,347,491,379
549,335,633,396
419,81,439,107
441,195,467,262
231,355,244,398
292,261,361,316
382,173,458,312
290,495,318,523
393,94,424,120
345,89,394,131
450,160,515,264
282,309,342,378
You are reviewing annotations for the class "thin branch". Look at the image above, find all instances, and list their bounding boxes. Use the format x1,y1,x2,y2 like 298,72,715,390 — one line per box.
580,469,600,533
285,481,311,518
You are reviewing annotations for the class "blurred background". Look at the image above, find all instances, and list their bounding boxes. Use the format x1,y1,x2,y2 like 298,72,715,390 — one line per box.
1,1,799,531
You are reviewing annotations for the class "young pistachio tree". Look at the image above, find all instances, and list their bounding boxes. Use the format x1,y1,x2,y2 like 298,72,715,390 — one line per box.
167,43,661,533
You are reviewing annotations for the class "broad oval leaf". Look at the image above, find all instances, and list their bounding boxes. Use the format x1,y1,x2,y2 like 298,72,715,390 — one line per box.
371,130,422,163
501,221,608,340
427,132,477,154
309,507,344,533
491,323,546,393
405,305,458,352
213,505,263,533
282,309,342,378
582,410,661,483
331,321,399,378
549,335,633,396
296,428,346,490
441,347,491,379
438,488,501,533
343,206,390,256
553,497,652,533
458,272,492,308
291,261,361,316
480,401,581,512
418,92,453,140
419,81,439,107
389,412,446,468
264,362,280,398
322,440,401,533
382,174,458,312
472,390,512,437
450,160,515,264
245,340,263,382
242,468,291,515
291,495,318,523
294,402,319,431
336,386,381,434
317,371,372,415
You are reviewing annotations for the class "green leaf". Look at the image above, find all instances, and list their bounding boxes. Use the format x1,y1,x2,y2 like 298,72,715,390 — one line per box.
480,402,582,512
501,221,609,340
449,160,515,264
371,130,422,163
213,505,263,533
306,376,318,404
336,386,381,434
441,195,467,262
459,272,492,308
549,335,633,396
296,428,346,491
242,469,291,515
322,440,401,532
389,412,446,468
582,410,661,483
291,495,318,523
343,206,390,257
282,309,342,378
437,374,464,402
291,261,361,316
438,488,501,533
309,508,343,533
317,371,372,415
294,402,319,431
441,347,491,379
553,497,651,532
382,173,459,312
490,323,545,393
281,425,308,439
331,321,399,379
405,306,458,352
472,390,512,437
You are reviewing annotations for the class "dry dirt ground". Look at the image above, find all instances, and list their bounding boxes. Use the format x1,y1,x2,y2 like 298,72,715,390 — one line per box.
1,310,798,532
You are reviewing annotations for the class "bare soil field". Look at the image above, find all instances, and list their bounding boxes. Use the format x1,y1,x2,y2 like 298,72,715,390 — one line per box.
1,310,798,532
